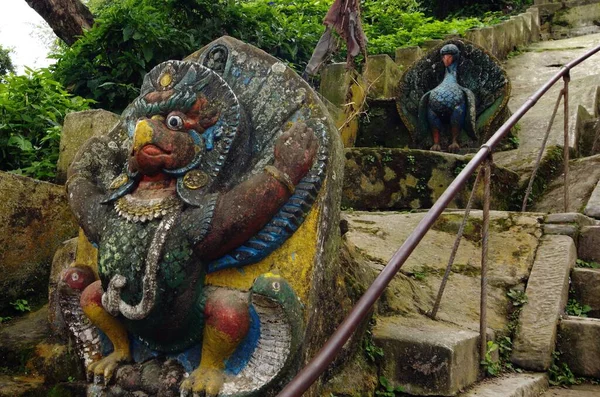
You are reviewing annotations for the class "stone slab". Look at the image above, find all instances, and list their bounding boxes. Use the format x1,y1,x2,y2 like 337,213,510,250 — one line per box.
571,268,600,318
579,226,600,262
56,109,120,184
511,235,576,371
0,306,50,368
533,155,600,214
373,316,480,396
557,316,600,378
364,54,402,100
0,172,78,312
395,46,422,70
344,210,543,332
543,224,578,239
543,384,600,396
545,212,597,226
584,179,600,218
459,373,548,397
342,148,519,211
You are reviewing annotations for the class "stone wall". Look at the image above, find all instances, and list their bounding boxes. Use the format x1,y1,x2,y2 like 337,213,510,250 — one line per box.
536,0,600,39
0,172,78,312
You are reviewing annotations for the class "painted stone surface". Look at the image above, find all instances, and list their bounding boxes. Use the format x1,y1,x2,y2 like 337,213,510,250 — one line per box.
397,39,511,152
56,36,344,396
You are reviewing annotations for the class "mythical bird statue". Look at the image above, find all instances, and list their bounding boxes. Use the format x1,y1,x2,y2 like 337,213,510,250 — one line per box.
397,39,511,152
57,37,342,396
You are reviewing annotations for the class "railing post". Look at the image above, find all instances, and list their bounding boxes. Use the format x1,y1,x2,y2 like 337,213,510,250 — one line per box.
563,72,570,213
480,157,491,364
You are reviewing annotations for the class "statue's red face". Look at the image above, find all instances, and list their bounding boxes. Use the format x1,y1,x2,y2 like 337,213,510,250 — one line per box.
129,115,197,176
129,96,219,177
442,54,454,67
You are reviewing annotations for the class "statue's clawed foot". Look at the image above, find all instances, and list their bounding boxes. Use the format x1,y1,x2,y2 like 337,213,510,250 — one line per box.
87,350,131,385
430,144,442,152
448,142,460,153
180,368,224,397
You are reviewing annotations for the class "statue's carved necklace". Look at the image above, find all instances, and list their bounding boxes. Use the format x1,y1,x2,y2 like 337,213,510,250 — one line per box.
115,194,182,223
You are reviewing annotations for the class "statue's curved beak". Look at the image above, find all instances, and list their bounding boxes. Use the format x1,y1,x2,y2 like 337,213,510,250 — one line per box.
133,119,154,152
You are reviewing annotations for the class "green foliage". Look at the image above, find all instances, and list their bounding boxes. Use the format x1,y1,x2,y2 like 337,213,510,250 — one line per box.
376,376,404,396
576,259,600,268
52,0,508,113
566,297,591,317
0,45,14,80
10,299,31,313
421,0,533,19
0,68,92,180
549,351,579,386
363,326,384,363
0,316,11,324
481,340,501,376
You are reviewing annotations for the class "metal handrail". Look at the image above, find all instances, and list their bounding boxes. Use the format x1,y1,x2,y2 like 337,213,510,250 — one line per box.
277,42,600,397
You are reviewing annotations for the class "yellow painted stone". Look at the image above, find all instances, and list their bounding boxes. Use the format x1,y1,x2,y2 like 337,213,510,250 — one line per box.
206,205,320,303
75,229,99,279
160,72,172,87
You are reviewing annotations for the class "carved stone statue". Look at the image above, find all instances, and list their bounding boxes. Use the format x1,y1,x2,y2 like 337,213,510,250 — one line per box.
397,39,511,152
419,44,476,152
56,37,343,396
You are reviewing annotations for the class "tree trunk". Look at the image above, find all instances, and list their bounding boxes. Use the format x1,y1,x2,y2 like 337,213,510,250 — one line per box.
25,0,94,46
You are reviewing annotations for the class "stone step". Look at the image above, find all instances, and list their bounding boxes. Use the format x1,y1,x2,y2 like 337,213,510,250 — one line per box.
557,316,600,378
570,268,600,318
511,235,576,371
458,373,548,397
373,316,482,396
541,384,600,396
0,306,83,387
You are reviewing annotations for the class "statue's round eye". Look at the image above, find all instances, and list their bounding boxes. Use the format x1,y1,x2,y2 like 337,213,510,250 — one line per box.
166,115,183,130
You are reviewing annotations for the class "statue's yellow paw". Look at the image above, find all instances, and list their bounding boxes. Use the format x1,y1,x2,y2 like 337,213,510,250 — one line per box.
430,143,442,152
87,351,131,384
180,367,224,397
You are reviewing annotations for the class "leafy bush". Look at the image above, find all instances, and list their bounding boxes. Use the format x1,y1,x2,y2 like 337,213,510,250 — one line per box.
0,45,14,80
52,0,497,113
0,68,92,180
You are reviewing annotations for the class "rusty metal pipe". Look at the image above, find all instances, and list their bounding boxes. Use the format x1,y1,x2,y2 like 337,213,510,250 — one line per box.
277,42,600,397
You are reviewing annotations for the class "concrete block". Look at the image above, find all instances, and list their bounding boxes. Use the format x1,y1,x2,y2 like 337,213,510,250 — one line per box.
395,46,422,70
421,39,444,52
557,316,600,377
364,54,402,100
543,224,579,240
584,181,600,218
511,235,576,371
342,148,519,211
492,23,507,60
373,316,480,396
527,7,541,41
579,226,600,262
571,268,600,317
574,104,596,157
459,373,548,397
545,212,597,226
57,109,120,184
319,62,351,107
